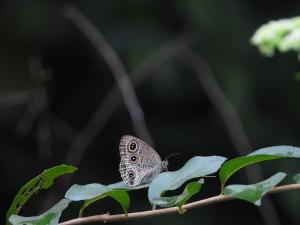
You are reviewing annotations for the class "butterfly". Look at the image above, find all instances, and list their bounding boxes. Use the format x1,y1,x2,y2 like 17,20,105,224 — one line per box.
119,135,168,187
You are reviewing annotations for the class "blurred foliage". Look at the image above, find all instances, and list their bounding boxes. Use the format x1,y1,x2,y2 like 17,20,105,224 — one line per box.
251,16,300,58
1,0,300,225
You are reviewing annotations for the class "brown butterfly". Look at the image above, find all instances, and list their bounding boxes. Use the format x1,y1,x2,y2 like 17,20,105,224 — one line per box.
119,135,168,187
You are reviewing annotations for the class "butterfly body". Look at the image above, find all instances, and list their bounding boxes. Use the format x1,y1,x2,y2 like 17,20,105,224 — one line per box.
119,135,168,187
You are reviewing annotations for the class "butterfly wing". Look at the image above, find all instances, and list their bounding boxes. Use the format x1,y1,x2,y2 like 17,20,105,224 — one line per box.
119,135,132,158
119,157,143,186
119,135,163,187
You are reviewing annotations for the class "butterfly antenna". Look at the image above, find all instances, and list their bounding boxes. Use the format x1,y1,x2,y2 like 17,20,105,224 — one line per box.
165,153,180,161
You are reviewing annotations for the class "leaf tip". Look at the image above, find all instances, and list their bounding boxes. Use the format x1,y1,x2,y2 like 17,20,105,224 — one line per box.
255,200,262,206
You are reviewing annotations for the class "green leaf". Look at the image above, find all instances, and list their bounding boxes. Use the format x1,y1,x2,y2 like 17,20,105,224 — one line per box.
65,181,147,201
176,180,203,212
248,145,300,157
293,174,300,183
9,198,70,225
65,182,137,216
219,155,281,190
150,179,203,211
223,172,286,205
219,145,300,190
66,183,113,200
79,190,130,217
6,165,77,225
148,156,226,207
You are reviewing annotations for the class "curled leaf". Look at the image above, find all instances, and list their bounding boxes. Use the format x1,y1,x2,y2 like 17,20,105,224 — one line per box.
6,165,77,225
151,179,204,211
219,145,300,189
9,199,70,225
223,172,286,205
79,190,130,217
219,155,281,190
248,145,300,157
65,182,137,216
148,156,226,206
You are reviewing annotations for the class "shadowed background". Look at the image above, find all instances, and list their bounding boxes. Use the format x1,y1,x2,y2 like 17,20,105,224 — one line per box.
1,1,300,225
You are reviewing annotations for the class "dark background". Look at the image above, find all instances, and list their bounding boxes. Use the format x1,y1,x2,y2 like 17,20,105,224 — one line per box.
1,1,300,225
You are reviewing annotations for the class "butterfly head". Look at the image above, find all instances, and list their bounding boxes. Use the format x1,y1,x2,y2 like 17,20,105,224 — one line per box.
162,153,180,171
161,160,168,171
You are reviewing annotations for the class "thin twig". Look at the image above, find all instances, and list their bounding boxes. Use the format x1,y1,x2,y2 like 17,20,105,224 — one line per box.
28,56,53,160
61,5,195,166
16,56,49,137
0,89,75,143
179,51,252,153
179,50,282,225
130,32,196,86
63,5,153,145
59,183,300,225
42,10,195,209
62,32,196,166
42,33,195,206
0,90,30,107
0,57,76,158
41,7,195,210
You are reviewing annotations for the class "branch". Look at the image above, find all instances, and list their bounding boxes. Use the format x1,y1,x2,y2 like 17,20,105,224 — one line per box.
178,50,281,225
59,183,300,225
62,32,195,167
28,55,52,160
16,56,49,137
42,10,195,210
63,5,153,145
179,50,269,182
179,51,252,153
40,6,195,211
59,9,195,184
0,90,30,107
